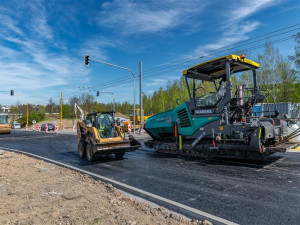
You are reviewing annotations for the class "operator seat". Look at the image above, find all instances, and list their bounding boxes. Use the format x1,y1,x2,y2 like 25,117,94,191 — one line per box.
197,84,226,107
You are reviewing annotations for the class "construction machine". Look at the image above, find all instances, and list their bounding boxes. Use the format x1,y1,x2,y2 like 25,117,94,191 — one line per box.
144,55,300,159
0,114,11,134
123,109,151,132
75,104,141,161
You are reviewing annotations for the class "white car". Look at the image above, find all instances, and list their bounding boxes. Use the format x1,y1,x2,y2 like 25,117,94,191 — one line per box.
12,123,21,129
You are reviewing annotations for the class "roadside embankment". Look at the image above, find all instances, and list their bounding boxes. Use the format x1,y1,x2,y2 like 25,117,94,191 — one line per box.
0,151,211,225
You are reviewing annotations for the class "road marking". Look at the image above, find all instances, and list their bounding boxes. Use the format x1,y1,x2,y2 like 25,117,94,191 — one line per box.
1,146,238,225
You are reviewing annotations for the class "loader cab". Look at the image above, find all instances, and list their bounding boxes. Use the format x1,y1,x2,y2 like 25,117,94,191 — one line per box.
183,55,261,117
86,111,116,138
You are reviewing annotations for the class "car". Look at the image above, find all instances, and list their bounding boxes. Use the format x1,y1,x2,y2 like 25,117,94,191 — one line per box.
41,123,55,131
12,123,21,129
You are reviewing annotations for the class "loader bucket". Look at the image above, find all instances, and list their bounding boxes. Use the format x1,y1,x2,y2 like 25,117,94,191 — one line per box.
92,135,141,156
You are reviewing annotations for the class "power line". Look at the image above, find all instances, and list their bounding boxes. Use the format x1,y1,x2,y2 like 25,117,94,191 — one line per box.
82,33,297,92
35,27,299,105
81,23,300,91
62,33,296,104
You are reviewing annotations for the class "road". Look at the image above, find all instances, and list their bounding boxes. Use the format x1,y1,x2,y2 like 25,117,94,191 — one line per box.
0,130,300,225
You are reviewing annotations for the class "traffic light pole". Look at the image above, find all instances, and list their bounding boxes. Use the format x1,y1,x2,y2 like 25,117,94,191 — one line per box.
86,57,136,134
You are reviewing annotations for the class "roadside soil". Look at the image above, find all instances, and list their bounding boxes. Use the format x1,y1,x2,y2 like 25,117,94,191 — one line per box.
0,151,212,225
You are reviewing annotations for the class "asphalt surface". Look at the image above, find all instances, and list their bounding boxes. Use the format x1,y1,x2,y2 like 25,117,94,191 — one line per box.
0,130,300,225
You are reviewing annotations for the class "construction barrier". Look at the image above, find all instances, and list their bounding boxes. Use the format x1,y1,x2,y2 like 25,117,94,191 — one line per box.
73,125,76,132
45,124,48,133
55,124,58,134
128,123,132,133
139,122,143,134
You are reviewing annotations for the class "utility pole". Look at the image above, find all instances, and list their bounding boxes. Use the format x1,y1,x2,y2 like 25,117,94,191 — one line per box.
60,92,62,129
26,103,29,128
139,61,143,134
12,106,15,123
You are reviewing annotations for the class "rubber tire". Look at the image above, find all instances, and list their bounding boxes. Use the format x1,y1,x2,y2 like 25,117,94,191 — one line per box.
78,141,87,158
115,151,125,159
86,142,95,162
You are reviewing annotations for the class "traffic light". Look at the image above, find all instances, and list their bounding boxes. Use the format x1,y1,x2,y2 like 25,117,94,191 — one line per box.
10,90,14,96
96,91,99,97
84,54,89,66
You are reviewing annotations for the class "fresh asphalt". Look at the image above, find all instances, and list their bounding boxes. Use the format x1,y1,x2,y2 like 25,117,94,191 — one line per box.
0,130,299,225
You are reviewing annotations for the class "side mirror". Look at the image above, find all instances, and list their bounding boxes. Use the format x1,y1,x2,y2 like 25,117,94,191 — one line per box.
176,98,183,105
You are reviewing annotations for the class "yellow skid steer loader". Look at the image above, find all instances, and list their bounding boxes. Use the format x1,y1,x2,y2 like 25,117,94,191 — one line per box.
75,104,141,161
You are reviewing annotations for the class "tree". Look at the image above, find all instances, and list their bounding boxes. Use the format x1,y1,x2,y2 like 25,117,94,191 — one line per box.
46,98,56,114
69,96,80,107
291,32,300,71
276,56,298,102
62,104,73,119
17,111,45,127
288,32,300,79
257,42,281,101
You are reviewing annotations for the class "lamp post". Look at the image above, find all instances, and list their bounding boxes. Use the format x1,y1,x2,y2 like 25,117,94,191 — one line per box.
85,55,136,134
97,91,115,112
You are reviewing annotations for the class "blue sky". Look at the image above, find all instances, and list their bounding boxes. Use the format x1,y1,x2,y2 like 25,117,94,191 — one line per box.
0,0,299,106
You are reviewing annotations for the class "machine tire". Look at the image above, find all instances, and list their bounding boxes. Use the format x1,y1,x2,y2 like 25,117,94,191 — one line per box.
115,151,125,159
86,142,95,162
78,141,87,158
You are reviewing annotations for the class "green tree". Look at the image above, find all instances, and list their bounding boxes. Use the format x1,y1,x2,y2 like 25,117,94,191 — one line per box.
62,104,73,119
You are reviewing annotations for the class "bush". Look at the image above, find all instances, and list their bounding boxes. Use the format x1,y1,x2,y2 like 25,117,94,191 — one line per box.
17,111,46,127
62,104,74,119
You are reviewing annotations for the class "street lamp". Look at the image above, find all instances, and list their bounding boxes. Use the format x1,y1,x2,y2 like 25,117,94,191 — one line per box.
97,91,115,112
85,55,136,134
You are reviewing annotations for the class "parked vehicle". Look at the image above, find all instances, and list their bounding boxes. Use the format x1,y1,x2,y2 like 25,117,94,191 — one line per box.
41,123,55,131
12,122,21,129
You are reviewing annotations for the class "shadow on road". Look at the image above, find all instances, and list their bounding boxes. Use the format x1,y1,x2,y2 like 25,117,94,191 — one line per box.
145,150,283,168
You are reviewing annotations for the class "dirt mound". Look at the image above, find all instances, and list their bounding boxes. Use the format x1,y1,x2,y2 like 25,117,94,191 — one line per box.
0,151,212,225
115,111,129,119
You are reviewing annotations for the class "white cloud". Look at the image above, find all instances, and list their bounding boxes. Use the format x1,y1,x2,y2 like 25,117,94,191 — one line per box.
191,0,281,58
0,1,94,105
229,0,277,22
97,0,208,35
194,21,261,55
145,76,178,87
27,1,54,40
